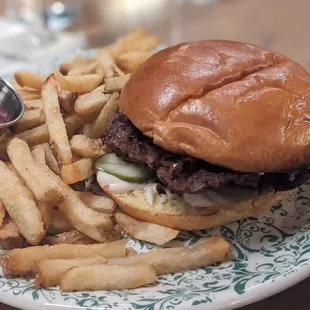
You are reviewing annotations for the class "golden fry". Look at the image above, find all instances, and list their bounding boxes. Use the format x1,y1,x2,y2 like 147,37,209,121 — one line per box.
83,92,119,138
54,68,102,93
17,88,41,101
24,99,43,110
42,74,72,166
15,124,49,146
77,191,116,214
115,212,179,245
0,161,45,245
42,164,118,242
129,36,159,52
13,109,45,133
96,49,116,78
60,264,156,292
31,145,46,166
7,138,64,206
34,256,106,288
70,135,105,158
104,75,130,92
117,51,150,72
75,92,111,116
108,236,231,275
61,158,94,184
14,71,44,90
1,239,127,276
41,143,60,175
67,60,98,76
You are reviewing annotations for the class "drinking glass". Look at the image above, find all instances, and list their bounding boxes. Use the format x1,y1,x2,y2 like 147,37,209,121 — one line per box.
2,0,55,59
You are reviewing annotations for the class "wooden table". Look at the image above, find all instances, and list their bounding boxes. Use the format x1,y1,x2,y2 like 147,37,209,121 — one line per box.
1,0,310,309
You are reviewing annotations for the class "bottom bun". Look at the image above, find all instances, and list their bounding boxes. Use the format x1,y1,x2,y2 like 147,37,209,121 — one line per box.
104,188,284,230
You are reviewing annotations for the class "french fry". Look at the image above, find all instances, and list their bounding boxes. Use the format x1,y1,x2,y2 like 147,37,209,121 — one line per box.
63,113,84,139
96,49,116,78
0,161,45,245
115,212,179,245
117,51,150,72
0,239,127,276
130,36,159,52
108,236,231,275
0,218,27,250
70,135,106,158
104,75,130,92
125,27,148,43
57,188,117,242
41,143,60,175
83,92,119,138
7,163,28,188
24,99,43,110
60,264,156,292
77,191,116,214
7,138,64,206
67,60,98,76
15,124,49,146
107,27,147,58
17,88,41,100
34,256,107,288
14,71,44,90
75,92,111,116
42,74,72,166
54,68,102,93
58,89,76,114
61,158,94,184
48,209,73,234
31,145,46,165
13,109,45,134
42,230,96,245
41,164,118,242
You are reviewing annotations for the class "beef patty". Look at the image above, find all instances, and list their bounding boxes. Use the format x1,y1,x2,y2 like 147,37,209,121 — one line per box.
103,110,310,194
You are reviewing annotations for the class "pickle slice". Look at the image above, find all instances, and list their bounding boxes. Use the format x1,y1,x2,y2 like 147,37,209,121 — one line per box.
94,153,155,183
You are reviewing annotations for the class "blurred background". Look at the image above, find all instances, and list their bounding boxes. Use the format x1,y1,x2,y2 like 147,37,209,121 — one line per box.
0,0,309,71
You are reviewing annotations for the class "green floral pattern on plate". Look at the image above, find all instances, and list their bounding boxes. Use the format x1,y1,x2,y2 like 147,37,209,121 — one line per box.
0,185,310,310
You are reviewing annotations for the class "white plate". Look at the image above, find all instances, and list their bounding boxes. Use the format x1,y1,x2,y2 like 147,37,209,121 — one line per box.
1,53,310,310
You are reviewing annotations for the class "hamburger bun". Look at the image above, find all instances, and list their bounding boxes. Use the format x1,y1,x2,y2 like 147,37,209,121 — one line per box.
104,188,284,230
120,40,310,172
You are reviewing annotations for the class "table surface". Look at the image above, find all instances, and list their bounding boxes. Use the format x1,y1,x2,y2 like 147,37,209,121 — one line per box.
1,0,310,309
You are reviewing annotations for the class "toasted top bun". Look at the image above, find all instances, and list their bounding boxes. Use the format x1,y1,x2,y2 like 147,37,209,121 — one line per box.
120,40,310,172
105,188,283,230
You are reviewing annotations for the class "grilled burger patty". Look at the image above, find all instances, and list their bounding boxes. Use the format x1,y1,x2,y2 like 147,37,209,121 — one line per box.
103,110,310,194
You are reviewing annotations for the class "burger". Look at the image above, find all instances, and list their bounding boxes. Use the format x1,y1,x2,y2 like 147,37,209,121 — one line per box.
95,40,310,230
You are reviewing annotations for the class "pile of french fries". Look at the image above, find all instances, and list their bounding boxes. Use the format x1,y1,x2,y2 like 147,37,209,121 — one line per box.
0,28,231,292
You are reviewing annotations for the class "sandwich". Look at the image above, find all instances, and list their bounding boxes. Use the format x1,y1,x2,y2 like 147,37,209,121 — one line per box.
95,40,310,230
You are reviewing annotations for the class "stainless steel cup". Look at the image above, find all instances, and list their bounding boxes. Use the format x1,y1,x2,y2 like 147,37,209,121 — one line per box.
0,78,24,135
